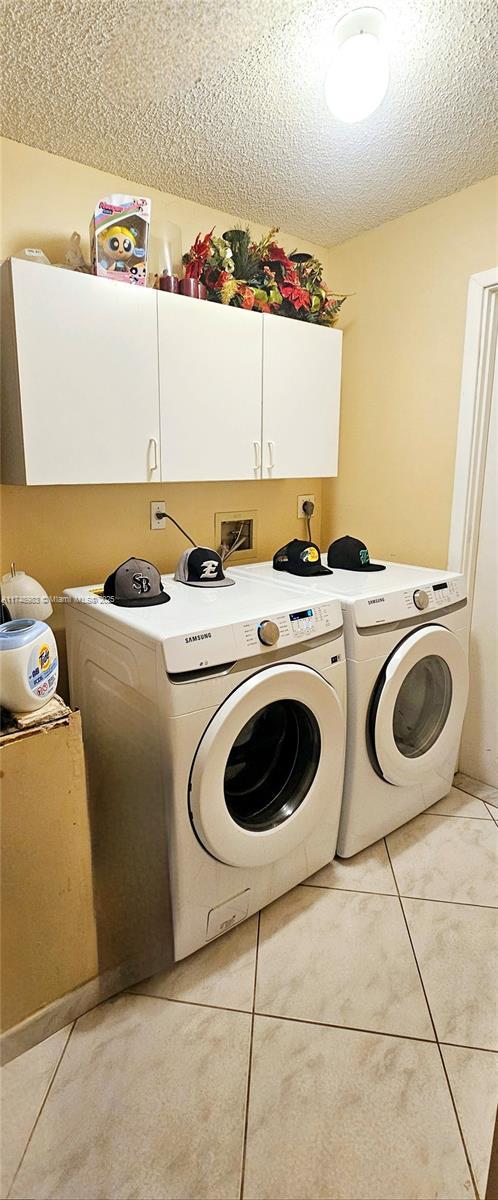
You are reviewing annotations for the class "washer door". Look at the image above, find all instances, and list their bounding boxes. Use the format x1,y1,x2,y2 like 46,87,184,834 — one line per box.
369,625,468,787
189,663,345,868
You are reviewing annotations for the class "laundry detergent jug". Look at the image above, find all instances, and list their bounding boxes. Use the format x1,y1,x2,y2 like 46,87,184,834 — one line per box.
0,620,58,713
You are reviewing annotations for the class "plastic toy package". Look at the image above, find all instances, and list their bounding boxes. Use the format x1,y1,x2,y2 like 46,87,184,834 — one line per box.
90,194,151,285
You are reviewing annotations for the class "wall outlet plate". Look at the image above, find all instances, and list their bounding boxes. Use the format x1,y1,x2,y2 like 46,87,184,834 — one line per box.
297,494,316,519
150,500,166,530
215,509,258,562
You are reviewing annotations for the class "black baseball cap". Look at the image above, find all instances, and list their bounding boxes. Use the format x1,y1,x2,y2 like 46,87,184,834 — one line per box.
273,539,332,577
103,558,170,606
327,536,386,572
174,547,235,587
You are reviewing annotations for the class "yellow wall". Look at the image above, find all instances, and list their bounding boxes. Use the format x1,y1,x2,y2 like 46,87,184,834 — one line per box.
1,137,497,672
324,175,498,568
0,137,326,695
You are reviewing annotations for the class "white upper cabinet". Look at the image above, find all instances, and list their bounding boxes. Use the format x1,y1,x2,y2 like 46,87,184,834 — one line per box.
157,291,263,481
1,264,342,485
261,314,342,478
1,260,160,484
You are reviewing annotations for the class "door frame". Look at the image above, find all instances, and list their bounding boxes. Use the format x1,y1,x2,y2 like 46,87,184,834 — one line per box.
448,268,498,609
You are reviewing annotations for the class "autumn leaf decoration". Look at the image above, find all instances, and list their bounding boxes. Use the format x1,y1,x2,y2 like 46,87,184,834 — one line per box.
182,227,347,326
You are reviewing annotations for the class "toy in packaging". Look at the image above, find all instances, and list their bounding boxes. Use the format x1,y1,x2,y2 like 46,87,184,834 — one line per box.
90,194,151,285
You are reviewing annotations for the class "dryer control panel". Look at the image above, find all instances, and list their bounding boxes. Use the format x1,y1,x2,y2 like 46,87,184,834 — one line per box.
353,575,467,628
163,598,343,673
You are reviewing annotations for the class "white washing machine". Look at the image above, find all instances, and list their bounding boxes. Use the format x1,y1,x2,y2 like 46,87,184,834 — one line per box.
233,560,469,856
65,572,346,959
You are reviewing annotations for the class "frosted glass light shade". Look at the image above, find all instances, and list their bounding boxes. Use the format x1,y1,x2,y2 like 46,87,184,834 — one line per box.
325,8,389,124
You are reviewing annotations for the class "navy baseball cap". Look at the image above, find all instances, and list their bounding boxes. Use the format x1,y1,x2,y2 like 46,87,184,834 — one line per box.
103,558,170,606
273,539,332,577
327,536,386,572
174,547,235,587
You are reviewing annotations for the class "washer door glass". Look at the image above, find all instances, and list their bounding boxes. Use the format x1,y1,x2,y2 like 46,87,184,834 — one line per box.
393,655,452,759
189,662,345,868
369,625,468,787
224,699,320,831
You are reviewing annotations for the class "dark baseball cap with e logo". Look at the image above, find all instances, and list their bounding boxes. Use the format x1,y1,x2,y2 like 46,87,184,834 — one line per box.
103,558,170,606
327,536,386,572
273,539,332,577
174,547,235,587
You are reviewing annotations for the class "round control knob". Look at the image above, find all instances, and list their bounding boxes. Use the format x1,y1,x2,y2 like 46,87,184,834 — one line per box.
413,589,429,611
258,619,279,646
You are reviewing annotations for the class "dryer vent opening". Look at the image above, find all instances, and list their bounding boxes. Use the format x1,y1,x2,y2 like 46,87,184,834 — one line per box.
224,699,320,832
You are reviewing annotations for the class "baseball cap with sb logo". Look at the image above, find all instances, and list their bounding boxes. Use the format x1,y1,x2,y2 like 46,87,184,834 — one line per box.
103,558,170,606
174,547,235,587
273,539,332,576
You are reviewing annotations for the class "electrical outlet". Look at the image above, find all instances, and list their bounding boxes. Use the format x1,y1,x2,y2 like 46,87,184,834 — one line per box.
297,494,315,519
150,500,166,530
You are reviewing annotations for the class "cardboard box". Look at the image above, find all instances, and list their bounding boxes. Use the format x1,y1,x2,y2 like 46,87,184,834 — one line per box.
90,194,151,285
0,711,98,1032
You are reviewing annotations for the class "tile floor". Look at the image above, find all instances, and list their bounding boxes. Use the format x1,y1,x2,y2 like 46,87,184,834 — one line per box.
2,782,497,1200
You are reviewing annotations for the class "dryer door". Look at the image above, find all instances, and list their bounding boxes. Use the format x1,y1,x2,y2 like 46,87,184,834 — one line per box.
189,663,345,868
369,625,468,787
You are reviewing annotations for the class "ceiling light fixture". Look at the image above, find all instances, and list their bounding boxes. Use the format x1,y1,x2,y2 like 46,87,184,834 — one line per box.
325,7,389,123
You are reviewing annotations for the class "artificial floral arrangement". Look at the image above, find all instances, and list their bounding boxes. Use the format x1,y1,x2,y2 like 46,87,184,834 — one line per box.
182,227,346,326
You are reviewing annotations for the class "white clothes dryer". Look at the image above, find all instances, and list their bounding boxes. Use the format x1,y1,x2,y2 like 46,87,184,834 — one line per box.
233,560,469,856
65,571,346,959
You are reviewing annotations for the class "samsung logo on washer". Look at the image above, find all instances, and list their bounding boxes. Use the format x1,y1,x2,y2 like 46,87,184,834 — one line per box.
367,597,385,605
185,632,212,644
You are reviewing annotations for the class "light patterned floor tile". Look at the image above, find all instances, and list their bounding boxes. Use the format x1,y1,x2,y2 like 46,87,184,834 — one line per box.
255,885,433,1039
243,1016,472,1200
1,1026,71,1199
307,838,396,894
387,813,497,906
130,913,258,1011
403,898,498,1050
428,786,492,819
454,773,498,804
11,994,251,1200
486,803,498,825
441,1044,498,1198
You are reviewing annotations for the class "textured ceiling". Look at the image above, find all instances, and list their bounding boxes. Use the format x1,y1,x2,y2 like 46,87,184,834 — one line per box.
1,0,497,244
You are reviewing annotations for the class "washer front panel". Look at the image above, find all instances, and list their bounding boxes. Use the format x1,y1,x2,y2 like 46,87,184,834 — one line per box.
189,662,345,867
370,625,469,786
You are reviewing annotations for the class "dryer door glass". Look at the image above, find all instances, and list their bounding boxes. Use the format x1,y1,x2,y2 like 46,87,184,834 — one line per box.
369,624,468,787
224,699,320,831
393,654,452,758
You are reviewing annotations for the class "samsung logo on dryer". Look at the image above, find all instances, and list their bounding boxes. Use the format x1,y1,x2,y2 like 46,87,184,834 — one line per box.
185,632,212,643
367,597,385,605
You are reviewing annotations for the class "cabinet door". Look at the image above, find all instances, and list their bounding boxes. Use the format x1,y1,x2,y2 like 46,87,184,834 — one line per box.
11,260,160,484
157,292,263,481
261,315,342,478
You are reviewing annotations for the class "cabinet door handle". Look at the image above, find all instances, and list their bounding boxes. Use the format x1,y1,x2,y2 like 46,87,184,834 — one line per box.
267,440,276,470
148,437,158,472
253,440,261,471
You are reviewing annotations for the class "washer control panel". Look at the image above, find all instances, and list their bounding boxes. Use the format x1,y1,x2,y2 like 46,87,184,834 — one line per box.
354,575,467,628
162,598,343,673
241,601,341,654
